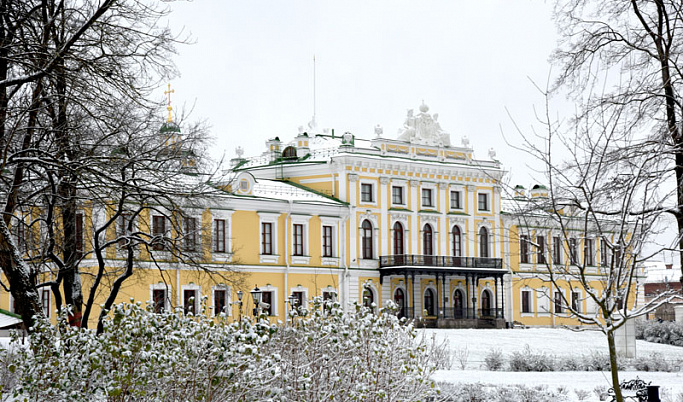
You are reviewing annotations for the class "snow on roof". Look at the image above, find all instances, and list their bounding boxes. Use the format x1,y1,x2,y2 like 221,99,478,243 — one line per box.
250,178,343,205
0,310,22,329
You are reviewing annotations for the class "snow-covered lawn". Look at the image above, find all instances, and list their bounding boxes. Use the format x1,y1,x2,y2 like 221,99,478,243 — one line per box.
423,328,683,401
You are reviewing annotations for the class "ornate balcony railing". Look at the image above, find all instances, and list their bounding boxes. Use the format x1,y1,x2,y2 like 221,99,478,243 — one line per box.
379,255,503,269
393,307,504,320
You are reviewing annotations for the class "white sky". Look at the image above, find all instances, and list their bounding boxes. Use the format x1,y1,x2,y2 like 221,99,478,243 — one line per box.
163,1,558,186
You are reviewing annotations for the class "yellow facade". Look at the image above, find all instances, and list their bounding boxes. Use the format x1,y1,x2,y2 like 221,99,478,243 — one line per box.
2,105,635,329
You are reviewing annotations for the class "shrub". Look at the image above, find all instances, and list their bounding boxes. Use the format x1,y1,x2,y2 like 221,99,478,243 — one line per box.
484,348,504,371
633,352,673,372
1,299,438,401
640,320,683,347
508,345,556,372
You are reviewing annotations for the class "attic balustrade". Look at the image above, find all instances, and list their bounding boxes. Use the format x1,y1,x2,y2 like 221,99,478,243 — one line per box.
380,255,503,269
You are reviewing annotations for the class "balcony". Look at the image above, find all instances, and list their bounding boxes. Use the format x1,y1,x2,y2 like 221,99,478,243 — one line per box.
379,255,503,269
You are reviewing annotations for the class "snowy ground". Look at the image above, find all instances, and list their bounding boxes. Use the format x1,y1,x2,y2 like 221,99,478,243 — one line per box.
422,328,683,401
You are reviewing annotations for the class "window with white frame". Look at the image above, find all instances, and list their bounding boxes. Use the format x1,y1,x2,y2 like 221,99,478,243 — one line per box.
261,289,274,316
322,225,334,257
450,190,463,210
520,234,530,263
554,291,564,314
150,284,169,313
477,193,490,211
291,215,311,261
571,291,581,312
521,290,532,314
536,235,546,264
569,238,578,265
360,183,374,203
552,236,562,265
600,237,610,266
421,188,434,208
183,216,199,252
584,238,595,266
451,225,462,257
151,215,168,251
213,286,230,316
118,212,134,248
214,219,226,253
258,212,279,261
392,186,405,206
361,219,374,259
293,224,304,256
262,222,273,254
41,289,51,317
182,285,200,315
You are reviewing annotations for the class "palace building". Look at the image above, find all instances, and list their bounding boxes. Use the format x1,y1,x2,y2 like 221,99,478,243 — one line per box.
4,102,637,329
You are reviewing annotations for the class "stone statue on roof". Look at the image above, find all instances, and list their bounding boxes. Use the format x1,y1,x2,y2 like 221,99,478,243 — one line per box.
397,102,451,146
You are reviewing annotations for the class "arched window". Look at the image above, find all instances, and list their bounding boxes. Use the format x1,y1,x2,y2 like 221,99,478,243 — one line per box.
362,220,373,259
393,222,404,255
452,225,462,257
453,289,464,318
424,288,435,316
423,224,433,255
363,287,374,308
481,289,493,317
479,227,489,258
394,288,406,318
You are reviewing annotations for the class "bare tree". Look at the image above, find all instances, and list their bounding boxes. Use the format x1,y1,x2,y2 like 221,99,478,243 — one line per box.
507,85,676,400
551,0,683,286
0,0,238,331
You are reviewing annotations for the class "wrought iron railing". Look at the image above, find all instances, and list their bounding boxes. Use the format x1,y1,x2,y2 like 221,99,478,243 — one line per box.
394,307,504,319
380,255,503,269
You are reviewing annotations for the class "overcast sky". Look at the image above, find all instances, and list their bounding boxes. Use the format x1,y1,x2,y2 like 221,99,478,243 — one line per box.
163,1,559,186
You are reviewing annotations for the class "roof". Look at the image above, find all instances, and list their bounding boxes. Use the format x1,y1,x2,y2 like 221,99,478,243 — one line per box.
0,309,22,329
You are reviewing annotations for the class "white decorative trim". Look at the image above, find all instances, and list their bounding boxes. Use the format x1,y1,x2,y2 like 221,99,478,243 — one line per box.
260,254,280,264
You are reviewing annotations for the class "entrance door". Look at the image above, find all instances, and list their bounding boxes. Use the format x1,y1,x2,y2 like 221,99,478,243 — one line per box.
394,288,405,318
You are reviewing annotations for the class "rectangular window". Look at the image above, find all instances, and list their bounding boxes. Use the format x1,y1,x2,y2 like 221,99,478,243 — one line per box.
569,238,578,265
536,235,546,264
293,224,304,256
152,215,166,251
322,225,333,257
584,238,595,266
421,188,433,208
262,291,273,316
261,222,273,255
450,191,462,209
520,235,529,264
571,291,580,312
478,193,489,211
14,221,26,254
214,219,226,253
361,183,374,203
153,289,166,313
214,289,228,316
554,291,564,314
521,290,531,313
392,186,404,205
291,291,304,309
600,238,609,266
552,236,562,265
41,289,50,317
184,217,198,252
118,213,132,247
183,289,197,315
75,212,84,256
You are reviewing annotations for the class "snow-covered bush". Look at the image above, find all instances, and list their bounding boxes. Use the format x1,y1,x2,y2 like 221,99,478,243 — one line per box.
438,383,569,402
632,352,675,372
484,348,504,371
2,299,437,401
508,345,556,372
640,320,683,347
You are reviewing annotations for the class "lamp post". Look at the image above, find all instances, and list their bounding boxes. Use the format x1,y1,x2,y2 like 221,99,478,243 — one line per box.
250,285,263,318
236,290,243,325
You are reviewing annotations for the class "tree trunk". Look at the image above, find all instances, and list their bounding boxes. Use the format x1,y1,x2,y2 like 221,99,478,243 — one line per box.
607,329,623,402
